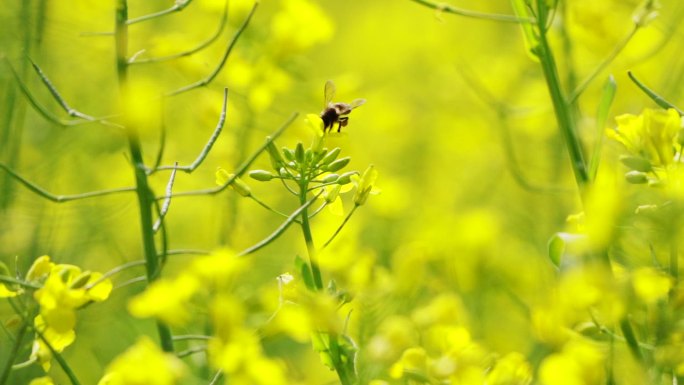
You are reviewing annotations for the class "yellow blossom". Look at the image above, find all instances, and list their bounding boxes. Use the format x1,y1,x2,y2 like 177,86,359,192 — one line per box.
128,274,199,327
98,337,186,385
29,377,55,385
31,315,76,371
632,267,673,304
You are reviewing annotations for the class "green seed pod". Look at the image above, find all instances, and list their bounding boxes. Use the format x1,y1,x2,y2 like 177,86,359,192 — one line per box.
322,174,339,183
625,170,648,184
266,138,284,170
325,157,351,172
337,171,358,185
70,271,92,289
282,147,295,161
295,143,305,163
249,170,274,182
230,176,252,197
320,147,341,166
619,155,652,173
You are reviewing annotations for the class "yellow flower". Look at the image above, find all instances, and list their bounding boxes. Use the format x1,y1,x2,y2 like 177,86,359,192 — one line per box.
486,352,533,385
539,339,605,385
189,248,249,289
98,337,186,385
270,0,334,55
128,274,199,327
389,347,428,379
31,315,76,371
352,165,379,206
632,267,673,304
608,108,680,167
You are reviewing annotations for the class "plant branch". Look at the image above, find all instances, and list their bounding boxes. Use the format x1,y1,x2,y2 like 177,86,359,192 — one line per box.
408,0,535,23
627,71,684,114
153,163,178,233
127,0,193,24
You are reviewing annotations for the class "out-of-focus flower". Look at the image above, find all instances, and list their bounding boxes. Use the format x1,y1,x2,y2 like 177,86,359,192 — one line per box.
608,108,680,168
270,0,334,55
539,338,605,385
632,267,673,304
352,165,379,206
486,352,533,385
29,377,55,385
128,274,199,327
98,337,186,385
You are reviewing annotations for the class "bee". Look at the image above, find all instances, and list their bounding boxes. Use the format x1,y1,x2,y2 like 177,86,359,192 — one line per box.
320,80,366,133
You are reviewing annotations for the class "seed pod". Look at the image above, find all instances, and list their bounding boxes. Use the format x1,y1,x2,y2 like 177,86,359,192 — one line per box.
325,157,351,172
230,176,252,197
322,174,339,183
619,155,652,172
295,143,305,163
625,170,648,184
249,170,275,182
320,147,341,166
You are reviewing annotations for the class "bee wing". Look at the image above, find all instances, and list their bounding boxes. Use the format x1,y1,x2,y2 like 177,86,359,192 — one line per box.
348,98,366,109
324,80,336,106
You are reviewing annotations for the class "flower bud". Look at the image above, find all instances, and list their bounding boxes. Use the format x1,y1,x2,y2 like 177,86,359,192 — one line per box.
325,185,342,204
625,170,648,184
325,157,351,172
313,148,328,165
353,165,378,206
305,149,314,164
266,138,284,170
230,176,252,197
295,143,305,163
249,170,275,182
619,155,652,172
337,171,358,185
282,147,295,161
319,147,341,166
322,174,339,183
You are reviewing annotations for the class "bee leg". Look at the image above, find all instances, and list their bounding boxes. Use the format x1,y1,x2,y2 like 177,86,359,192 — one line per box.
337,117,349,133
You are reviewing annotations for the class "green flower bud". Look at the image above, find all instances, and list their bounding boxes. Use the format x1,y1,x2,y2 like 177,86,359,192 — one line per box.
319,147,341,166
70,271,92,289
619,155,652,172
322,174,339,183
313,148,328,165
325,157,351,172
305,149,313,164
337,171,358,185
625,170,648,184
249,170,275,182
282,147,295,161
230,176,252,197
295,143,305,163
266,138,284,170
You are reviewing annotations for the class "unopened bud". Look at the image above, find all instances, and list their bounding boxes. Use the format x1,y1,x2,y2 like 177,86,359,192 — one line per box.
295,143,305,163
625,170,648,184
282,147,295,161
620,155,652,172
337,171,358,185
325,157,351,172
249,170,275,182
266,138,284,170
320,147,341,165
322,174,339,183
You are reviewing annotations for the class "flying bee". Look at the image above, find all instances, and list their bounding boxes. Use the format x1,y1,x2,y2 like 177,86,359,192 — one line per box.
320,80,366,133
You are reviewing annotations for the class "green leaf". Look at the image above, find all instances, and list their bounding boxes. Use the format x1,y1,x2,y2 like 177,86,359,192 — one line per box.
295,255,315,290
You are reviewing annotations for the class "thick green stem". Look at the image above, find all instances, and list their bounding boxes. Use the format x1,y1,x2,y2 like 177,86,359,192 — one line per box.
115,0,174,353
533,7,589,194
299,185,323,291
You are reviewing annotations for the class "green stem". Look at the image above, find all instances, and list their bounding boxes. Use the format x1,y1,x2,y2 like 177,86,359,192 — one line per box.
409,0,534,23
533,4,589,194
115,0,174,353
620,318,643,363
299,183,323,291
0,318,28,385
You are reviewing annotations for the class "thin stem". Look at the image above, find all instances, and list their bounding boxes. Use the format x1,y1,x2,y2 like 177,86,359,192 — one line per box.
620,317,644,363
115,0,174,353
208,371,223,385
628,71,684,114
34,326,81,385
154,113,297,200
408,0,535,23
0,319,29,385
86,260,146,290
177,346,207,358
249,194,298,222
568,24,639,104
533,2,589,194
172,334,212,341
127,0,193,24
153,163,178,233
322,205,358,249
238,192,322,257
0,275,41,290
165,3,258,97
0,162,135,202
130,0,228,64
152,89,228,174
162,249,211,257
